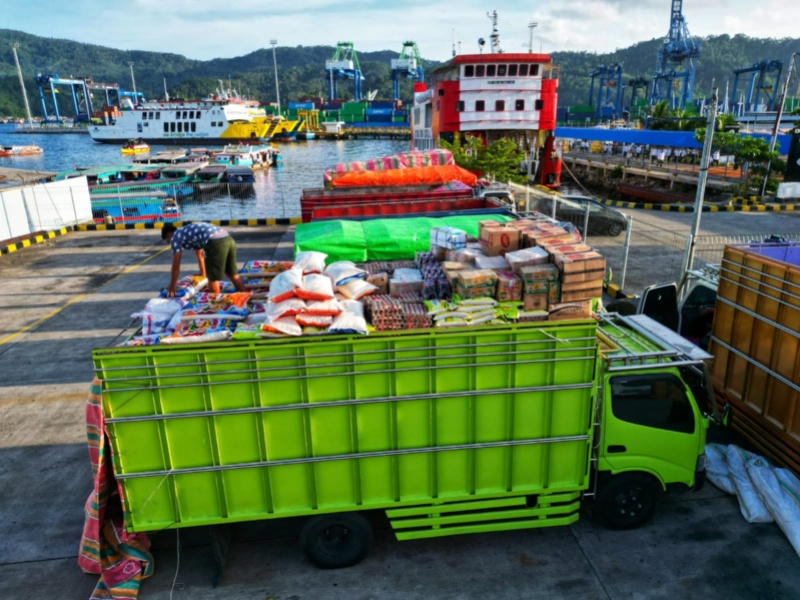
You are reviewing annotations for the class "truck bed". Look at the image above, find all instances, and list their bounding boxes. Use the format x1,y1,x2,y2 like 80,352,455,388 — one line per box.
709,243,800,473
93,320,598,534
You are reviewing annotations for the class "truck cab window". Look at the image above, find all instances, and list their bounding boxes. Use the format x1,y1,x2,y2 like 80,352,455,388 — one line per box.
611,374,695,434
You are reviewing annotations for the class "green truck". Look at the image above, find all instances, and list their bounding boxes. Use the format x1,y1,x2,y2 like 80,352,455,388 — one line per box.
93,312,714,569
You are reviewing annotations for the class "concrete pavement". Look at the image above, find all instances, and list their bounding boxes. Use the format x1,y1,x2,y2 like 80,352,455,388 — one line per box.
1,225,799,599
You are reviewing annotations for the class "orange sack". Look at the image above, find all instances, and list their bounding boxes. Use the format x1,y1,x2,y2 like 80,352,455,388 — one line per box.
331,164,478,188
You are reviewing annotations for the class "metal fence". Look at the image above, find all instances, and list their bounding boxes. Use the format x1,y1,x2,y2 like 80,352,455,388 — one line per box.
512,184,800,296
1,178,299,233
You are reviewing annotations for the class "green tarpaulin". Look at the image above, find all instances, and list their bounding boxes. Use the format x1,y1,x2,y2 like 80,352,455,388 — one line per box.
294,214,513,262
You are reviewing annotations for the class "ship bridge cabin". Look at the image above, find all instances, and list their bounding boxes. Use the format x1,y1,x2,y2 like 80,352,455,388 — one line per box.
412,53,558,151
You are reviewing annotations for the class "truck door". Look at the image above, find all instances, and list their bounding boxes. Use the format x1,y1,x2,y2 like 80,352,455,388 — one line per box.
601,372,700,487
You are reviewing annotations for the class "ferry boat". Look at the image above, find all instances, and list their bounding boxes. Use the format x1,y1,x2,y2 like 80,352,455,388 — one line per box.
410,12,562,188
88,91,271,145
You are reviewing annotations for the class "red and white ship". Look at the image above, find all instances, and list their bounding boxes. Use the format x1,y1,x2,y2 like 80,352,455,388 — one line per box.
411,13,562,188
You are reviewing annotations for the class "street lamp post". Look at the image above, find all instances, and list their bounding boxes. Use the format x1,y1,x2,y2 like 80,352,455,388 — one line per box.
270,40,281,116
129,62,137,96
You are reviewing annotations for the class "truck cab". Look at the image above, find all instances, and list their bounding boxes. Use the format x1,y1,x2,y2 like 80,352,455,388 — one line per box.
592,314,714,528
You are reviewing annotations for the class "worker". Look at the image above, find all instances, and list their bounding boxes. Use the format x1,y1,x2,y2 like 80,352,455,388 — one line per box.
161,222,247,296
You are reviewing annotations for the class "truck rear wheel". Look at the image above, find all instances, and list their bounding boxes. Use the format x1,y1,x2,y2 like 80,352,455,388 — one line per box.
595,473,659,530
299,513,373,569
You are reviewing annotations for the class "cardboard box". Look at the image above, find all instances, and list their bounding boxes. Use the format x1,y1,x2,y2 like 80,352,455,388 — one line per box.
517,310,548,322
538,241,592,255
366,272,389,295
496,272,522,302
548,280,561,304
505,219,540,230
519,263,559,284
456,269,497,288
480,226,520,257
455,283,496,299
553,251,607,274
547,300,592,321
561,269,606,283
523,291,549,311
561,278,605,295
560,287,602,303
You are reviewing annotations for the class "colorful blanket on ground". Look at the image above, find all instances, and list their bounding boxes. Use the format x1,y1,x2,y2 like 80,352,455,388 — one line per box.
78,378,153,599
323,149,454,185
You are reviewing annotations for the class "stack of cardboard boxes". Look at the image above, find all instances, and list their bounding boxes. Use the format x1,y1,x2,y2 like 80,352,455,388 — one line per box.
475,217,606,320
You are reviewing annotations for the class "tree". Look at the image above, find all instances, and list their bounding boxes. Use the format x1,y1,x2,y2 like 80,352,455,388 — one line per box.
695,128,779,195
438,136,527,183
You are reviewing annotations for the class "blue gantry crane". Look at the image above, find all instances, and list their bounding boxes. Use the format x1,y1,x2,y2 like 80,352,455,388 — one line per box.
391,41,423,102
730,60,783,113
34,74,129,122
325,42,364,102
588,64,623,119
649,0,701,108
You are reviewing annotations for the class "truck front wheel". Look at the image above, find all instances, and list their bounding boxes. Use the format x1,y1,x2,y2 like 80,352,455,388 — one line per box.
299,513,373,569
595,473,660,530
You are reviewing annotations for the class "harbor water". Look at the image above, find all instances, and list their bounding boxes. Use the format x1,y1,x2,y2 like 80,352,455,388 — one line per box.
0,124,408,219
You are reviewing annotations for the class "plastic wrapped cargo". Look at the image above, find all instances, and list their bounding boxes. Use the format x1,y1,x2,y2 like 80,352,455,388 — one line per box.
331,165,477,189
323,149,455,184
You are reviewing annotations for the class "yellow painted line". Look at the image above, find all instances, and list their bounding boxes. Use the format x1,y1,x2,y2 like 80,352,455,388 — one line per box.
21,239,31,247
5,244,18,253
742,206,750,212
133,223,145,230
247,219,258,226
709,206,718,212
678,206,686,212
660,205,670,211
643,203,653,210
34,235,44,243
0,246,169,348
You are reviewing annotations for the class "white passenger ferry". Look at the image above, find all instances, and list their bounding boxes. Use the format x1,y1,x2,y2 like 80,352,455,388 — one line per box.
88,92,271,145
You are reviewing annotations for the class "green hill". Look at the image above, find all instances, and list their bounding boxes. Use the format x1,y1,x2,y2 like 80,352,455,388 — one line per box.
0,29,798,118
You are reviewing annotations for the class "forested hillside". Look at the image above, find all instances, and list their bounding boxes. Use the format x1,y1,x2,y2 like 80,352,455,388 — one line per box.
0,28,797,117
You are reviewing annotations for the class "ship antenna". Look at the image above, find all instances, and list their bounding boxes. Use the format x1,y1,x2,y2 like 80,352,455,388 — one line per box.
487,10,501,53
528,21,538,54
452,29,456,57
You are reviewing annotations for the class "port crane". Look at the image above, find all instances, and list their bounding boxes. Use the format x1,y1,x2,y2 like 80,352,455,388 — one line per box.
625,76,650,117
588,64,623,119
34,74,132,122
391,41,423,102
730,60,783,113
325,42,364,102
649,0,701,109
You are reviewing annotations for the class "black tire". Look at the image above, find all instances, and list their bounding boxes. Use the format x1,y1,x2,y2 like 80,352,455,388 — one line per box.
594,473,660,530
606,221,624,237
299,513,373,569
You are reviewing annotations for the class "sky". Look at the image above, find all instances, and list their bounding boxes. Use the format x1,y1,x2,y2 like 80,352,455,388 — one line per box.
2,0,797,62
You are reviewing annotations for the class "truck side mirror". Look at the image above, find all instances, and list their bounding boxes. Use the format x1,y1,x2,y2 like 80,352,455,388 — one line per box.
721,401,732,427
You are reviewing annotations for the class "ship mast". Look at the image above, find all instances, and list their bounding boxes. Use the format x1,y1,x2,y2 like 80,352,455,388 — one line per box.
11,43,34,128
487,11,502,54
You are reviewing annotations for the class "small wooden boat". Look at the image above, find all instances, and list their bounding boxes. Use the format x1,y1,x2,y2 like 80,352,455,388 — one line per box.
121,138,151,155
0,145,43,157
